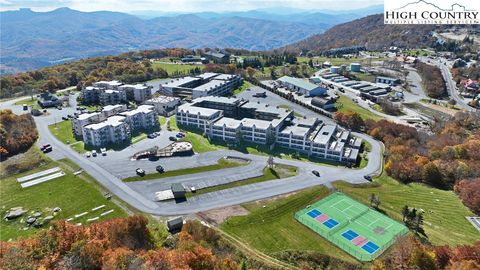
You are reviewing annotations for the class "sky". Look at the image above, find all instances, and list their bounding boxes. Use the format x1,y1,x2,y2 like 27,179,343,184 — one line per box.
0,0,383,12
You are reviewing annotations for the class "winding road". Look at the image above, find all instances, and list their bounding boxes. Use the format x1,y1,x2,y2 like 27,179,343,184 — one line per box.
1,90,383,216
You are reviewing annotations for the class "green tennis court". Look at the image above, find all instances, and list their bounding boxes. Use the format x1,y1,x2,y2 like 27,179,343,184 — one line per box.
295,192,408,261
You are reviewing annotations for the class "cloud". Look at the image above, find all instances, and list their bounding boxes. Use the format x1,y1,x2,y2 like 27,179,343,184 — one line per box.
1,0,383,12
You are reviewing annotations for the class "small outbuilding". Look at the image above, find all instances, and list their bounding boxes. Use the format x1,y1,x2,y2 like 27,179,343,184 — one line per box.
167,217,184,232
171,183,186,200
37,92,62,108
311,97,336,110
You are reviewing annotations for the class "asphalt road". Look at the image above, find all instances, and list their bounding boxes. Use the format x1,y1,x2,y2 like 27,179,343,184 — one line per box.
1,90,384,215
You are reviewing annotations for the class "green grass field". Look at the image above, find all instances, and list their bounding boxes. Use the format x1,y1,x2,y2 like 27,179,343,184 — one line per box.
336,95,383,121
14,97,37,106
123,158,246,182
180,132,223,153
221,186,360,264
0,159,127,241
333,173,479,246
232,81,253,96
295,192,408,261
187,164,298,198
48,120,87,153
152,62,205,75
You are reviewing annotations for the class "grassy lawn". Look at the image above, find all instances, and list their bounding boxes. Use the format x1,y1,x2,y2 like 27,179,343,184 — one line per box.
353,72,376,83
152,62,205,75
166,116,179,131
180,132,223,153
123,158,246,182
131,132,147,144
14,97,37,106
333,173,478,246
158,116,167,126
48,120,87,153
221,186,359,264
0,158,127,241
187,164,298,198
232,81,253,96
336,94,383,121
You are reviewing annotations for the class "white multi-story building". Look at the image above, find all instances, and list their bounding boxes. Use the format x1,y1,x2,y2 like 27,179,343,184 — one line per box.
145,96,181,116
119,84,152,103
120,105,157,132
102,104,127,117
93,80,123,89
83,115,130,147
176,96,361,163
72,112,103,137
100,89,127,105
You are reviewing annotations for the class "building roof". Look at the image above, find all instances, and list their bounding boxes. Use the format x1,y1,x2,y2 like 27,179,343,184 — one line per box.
120,105,154,116
280,124,310,137
212,117,241,129
95,80,123,87
119,83,150,90
84,115,126,130
146,96,180,104
162,77,200,88
313,124,336,145
178,104,221,117
192,79,227,92
102,104,125,112
376,76,399,81
171,183,185,193
194,96,241,105
77,112,100,120
195,72,219,80
240,118,272,130
278,76,319,91
214,74,236,80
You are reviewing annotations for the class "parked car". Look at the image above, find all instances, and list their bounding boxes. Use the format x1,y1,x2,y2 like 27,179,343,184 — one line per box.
175,133,183,138
191,186,196,193
169,136,177,141
42,146,53,153
86,151,91,158
154,131,161,136
92,150,97,157
41,144,51,151
62,116,68,121
312,170,320,177
136,168,145,176
147,133,156,139
364,175,372,181
100,148,107,156
156,165,164,173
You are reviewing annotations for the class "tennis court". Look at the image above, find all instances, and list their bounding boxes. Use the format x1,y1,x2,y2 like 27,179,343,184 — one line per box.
295,192,408,261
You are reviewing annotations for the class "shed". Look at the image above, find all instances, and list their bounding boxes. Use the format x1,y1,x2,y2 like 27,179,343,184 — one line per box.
171,183,186,199
311,97,336,110
167,217,183,232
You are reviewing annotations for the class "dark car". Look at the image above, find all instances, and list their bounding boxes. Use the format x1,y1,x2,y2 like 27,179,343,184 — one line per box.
42,146,53,153
169,136,177,141
147,133,156,139
156,165,164,173
312,170,320,177
364,175,372,181
136,168,145,176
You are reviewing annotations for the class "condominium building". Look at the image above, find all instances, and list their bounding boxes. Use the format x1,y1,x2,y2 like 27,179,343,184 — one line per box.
144,96,181,116
120,105,157,132
102,104,127,118
118,84,152,103
81,80,152,105
160,73,243,98
176,96,361,163
83,116,130,147
72,112,103,137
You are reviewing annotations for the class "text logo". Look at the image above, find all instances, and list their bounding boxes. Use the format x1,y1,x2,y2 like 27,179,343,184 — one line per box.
384,0,480,24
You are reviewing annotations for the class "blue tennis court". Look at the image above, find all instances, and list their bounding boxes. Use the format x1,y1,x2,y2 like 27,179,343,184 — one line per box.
341,230,359,240
307,209,322,218
361,241,379,254
323,219,339,229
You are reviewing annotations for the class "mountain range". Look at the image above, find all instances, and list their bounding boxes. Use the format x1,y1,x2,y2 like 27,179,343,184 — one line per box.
0,6,383,73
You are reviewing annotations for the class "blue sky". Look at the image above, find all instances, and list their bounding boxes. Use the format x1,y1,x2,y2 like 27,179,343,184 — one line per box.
0,0,383,12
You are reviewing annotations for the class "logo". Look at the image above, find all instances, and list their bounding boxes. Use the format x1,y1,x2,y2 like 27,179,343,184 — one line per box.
384,0,480,24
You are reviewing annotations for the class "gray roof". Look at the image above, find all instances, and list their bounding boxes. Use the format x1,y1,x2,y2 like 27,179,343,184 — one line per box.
212,117,241,129
178,103,221,117
313,124,336,145
193,79,227,92
162,77,200,87
278,76,320,91
280,125,310,137
195,72,219,80
171,183,185,193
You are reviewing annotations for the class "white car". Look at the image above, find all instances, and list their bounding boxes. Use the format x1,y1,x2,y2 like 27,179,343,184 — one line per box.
100,148,107,156
92,150,97,157
86,151,91,158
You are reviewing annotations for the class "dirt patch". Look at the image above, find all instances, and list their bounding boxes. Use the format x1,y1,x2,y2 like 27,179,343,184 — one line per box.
197,205,250,225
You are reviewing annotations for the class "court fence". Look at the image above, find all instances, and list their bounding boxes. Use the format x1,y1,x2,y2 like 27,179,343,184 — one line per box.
295,211,408,261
